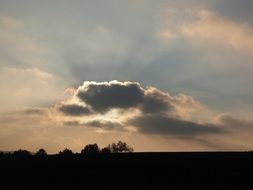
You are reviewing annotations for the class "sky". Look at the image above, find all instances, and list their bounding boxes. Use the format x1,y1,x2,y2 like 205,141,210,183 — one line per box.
0,0,253,153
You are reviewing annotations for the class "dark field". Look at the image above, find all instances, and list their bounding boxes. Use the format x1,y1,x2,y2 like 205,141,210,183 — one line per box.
1,152,252,189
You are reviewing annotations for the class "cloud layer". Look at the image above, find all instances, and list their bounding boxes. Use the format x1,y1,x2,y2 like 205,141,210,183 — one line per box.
57,80,219,136
1,80,253,152
129,114,220,136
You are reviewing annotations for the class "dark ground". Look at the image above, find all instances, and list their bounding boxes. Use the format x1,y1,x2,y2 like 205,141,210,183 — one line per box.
0,152,253,189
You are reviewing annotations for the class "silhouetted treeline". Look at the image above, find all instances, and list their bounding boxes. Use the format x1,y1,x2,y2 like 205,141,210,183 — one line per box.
0,148,253,189
0,140,133,159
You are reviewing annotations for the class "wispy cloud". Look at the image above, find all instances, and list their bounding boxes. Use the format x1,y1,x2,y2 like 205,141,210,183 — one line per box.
181,10,253,52
0,67,66,112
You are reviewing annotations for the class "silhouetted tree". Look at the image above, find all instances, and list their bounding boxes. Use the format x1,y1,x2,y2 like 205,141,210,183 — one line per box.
35,148,47,157
81,144,100,156
101,147,111,154
0,152,4,159
13,149,31,158
58,148,73,157
107,141,134,153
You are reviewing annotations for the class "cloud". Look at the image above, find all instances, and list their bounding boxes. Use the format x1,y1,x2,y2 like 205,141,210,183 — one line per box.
2,80,253,152
22,107,49,115
74,81,205,118
85,120,124,130
64,119,124,130
0,67,66,112
55,80,218,136
76,81,145,113
181,10,253,52
129,114,220,136
3,67,53,79
0,17,42,68
216,114,253,129
58,104,91,116
140,87,173,114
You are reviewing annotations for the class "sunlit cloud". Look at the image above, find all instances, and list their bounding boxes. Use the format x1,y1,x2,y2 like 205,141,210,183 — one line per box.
181,10,253,52
53,80,219,136
3,67,53,79
215,114,253,129
1,80,253,152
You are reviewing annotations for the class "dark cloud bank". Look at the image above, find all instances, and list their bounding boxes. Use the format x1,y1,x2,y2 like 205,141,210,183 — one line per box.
129,114,219,136
58,81,221,136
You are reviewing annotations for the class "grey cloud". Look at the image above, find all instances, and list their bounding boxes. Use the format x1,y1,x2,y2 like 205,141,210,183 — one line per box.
76,81,173,114
64,119,123,130
129,114,221,136
58,104,91,116
63,120,82,126
85,120,124,130
77,81,145,112
3,107,49,118
22,107,48,115
218,114,253,128
61,80,220,136
141,88,173,114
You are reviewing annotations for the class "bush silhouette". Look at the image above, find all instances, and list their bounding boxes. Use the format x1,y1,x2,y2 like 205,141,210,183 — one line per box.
35,148,47,157
58,148,73,157
107,141,134,153
13,149,31,158
3,140,134,159
101,147,111,154
81,144,100,156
